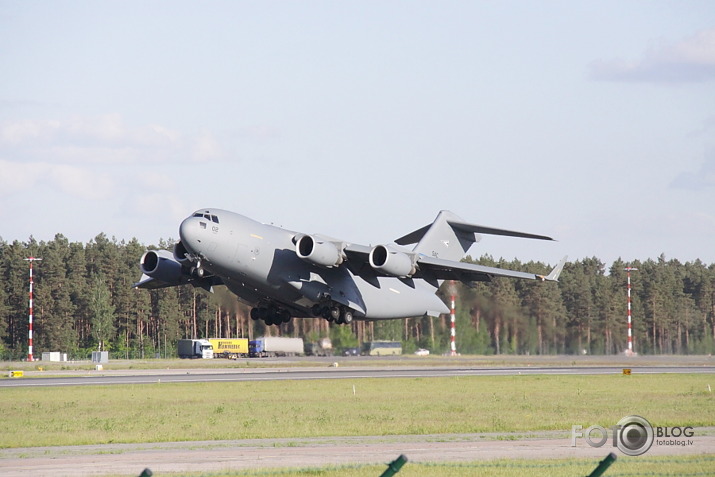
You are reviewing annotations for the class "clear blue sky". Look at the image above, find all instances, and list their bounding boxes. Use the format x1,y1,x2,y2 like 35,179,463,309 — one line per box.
1,1,714,267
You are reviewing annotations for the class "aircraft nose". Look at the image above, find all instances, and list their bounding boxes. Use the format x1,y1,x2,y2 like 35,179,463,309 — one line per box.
179,216,202,251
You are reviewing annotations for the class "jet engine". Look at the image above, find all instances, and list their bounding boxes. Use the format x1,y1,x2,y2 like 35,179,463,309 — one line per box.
369,245,417,278
296,235,344,268
173,240,192,265
140,249,188,284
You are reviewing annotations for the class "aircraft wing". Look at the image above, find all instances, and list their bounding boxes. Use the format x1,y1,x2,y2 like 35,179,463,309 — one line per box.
344,243,373,258
133,274,171,290
133,273,222,292
415,255,567,283
344,242,566,283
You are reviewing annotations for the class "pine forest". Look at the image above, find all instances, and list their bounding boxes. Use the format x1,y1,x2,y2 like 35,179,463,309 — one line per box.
1,234,714,360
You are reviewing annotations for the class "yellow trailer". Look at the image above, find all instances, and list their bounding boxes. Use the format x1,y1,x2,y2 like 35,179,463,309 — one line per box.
208,338,249,359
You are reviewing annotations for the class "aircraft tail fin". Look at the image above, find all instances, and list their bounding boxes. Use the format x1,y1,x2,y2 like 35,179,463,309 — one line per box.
395,211,555,262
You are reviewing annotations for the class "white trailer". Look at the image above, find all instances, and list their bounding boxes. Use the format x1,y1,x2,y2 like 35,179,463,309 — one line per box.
249,337,304,357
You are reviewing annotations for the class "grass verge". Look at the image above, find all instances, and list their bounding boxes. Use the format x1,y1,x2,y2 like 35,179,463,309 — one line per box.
2,374,714,448
164,455,715,477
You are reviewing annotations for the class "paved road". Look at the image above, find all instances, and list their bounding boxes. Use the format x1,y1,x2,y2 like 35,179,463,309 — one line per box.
1,364,713,388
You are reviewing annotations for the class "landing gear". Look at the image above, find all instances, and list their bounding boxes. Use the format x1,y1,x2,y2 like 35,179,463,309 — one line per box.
250,307,263,321
277,309,291,324
330,307,341,321
191,260,205,278
250,305,291,326
311,303,355,325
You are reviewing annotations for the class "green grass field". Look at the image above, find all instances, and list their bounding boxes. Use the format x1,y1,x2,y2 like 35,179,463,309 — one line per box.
180,455,715,477
2,374,713,448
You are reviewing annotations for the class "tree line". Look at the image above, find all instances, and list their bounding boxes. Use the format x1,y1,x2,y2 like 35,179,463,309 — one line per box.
0,234,713,360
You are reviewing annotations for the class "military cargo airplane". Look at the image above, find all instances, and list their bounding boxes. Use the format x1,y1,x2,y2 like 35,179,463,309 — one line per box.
134,209,565,325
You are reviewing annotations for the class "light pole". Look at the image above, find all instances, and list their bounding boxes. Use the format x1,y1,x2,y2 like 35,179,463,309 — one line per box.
624,267,638,356
24,257,42,361
449,281,457,356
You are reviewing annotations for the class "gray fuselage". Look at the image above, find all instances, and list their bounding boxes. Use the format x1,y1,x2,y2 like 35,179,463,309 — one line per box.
179,209,449,320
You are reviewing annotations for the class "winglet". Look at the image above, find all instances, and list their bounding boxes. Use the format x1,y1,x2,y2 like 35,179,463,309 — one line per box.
538,256,568,282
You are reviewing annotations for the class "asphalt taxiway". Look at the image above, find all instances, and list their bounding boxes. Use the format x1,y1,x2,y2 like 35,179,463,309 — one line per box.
2,363,713,388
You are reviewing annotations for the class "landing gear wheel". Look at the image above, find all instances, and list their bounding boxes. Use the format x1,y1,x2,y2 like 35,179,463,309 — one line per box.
250,308,261,321
278,310,291,324
342,309,353,324
266,307,282,326
330,307,341,321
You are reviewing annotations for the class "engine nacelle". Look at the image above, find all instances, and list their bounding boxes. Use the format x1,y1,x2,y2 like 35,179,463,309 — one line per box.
296,235,344,268
173,240,191,265
369,245,417,277
140,249,187,284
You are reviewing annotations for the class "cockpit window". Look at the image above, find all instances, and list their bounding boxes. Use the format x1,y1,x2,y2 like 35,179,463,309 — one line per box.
192,211,218,223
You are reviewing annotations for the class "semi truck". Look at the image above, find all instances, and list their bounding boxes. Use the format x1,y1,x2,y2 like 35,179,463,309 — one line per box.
208,338,249,359
249,337,304,357
177,339,214,359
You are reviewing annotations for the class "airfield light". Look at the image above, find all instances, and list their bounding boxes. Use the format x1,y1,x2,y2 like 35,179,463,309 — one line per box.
624,267,638,356
24,257,42,361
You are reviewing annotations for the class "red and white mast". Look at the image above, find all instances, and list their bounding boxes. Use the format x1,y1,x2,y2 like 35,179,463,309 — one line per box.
624,267,637,356
25,257,42,361
449,281,457,356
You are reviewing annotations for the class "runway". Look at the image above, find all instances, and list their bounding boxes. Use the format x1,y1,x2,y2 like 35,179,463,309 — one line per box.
2,364,714,388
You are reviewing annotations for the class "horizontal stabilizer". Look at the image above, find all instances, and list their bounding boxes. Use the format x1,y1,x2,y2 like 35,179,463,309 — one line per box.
396,210,555,263
448,219,555,242
396,213,554,246
394,224,432,246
